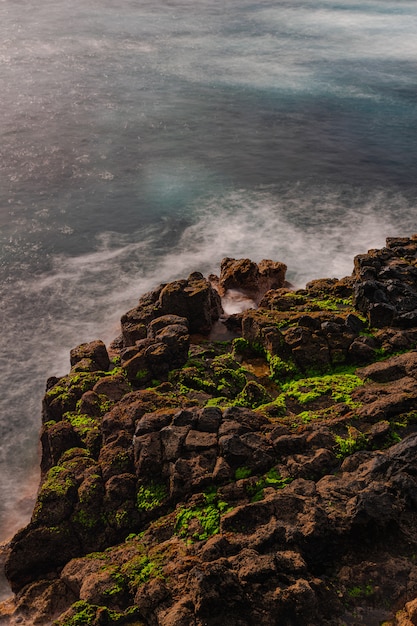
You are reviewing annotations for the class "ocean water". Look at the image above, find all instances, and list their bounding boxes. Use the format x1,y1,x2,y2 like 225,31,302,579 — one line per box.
1,0,417,596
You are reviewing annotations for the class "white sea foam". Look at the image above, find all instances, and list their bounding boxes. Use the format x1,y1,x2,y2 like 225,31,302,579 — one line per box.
136,1,417,94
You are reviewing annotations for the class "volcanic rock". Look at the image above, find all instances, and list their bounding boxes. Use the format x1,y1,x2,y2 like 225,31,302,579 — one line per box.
5,237,417,626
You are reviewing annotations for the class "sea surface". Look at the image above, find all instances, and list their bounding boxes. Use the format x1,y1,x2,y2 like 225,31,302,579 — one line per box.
1,0,417,597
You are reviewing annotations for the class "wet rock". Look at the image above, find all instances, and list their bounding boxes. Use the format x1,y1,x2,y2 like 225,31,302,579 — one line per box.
219,257,287,303
195,406,222,433
13,579,76,626
188,561,248,622
161,425,190,462
357,351,417,382
134,431,162,477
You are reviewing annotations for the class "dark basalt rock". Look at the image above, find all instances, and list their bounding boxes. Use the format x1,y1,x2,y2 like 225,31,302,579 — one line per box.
70,339,110,371
121,273,222,345
217,257,288,303
6,237,417,626
353,235,417,327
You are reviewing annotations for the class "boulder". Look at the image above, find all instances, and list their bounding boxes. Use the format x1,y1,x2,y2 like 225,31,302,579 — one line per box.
121,274,222,347
69,340,110,371
218,257,287,303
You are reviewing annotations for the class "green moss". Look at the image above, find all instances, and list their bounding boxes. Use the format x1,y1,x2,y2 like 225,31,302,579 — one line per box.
56,600,96,625
348,584,374,599
45,371,117,419
135,369,149,383
205,396,230,408
232,337,250,356
121,554,163,589
267,353,299,381
281,372,363,406
175,489,231,542
247,468,292,502
173,347,275,404
43,419,58,428
334,428,368,459
115,509,129,527
103,569,128,597
297,410,322,423
215,367,247,395
84,551,108,561
63,447,92,459
235,466,252,480
310,298,340,311
65,412,98,433
257,393,286,417
109,450,132,474
184,356,206,370
39,466,77,499
233,381,272,409
124,532,142,543
97,395,115,415
55,600,141,625
171,366,218,395
45,384,69,401
212,353,240,370
72,509,101,530
282,292,307,308
136,482,167,511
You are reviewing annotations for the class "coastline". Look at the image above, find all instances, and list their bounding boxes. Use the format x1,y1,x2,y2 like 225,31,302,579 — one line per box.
3,237,417,625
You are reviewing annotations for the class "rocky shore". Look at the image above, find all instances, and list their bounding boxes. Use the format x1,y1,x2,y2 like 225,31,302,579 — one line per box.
3,236,417,625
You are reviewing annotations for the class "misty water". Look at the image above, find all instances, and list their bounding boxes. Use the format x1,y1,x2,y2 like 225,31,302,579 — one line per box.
1,0,417,597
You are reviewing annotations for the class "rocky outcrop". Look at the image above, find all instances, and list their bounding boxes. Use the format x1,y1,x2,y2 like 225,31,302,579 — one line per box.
353,235,417,328
121,272,222,345
4,237,417,625
215,257,288,303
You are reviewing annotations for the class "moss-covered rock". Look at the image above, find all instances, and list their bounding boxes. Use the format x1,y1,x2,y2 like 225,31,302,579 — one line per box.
8,239,417,626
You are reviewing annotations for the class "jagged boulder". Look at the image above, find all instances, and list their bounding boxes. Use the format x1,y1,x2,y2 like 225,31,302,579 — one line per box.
70,340,110,371
121,273,222,345
217,257,287,303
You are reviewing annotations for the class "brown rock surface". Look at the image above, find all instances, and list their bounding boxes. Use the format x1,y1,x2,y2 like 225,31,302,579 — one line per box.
5,238,417,625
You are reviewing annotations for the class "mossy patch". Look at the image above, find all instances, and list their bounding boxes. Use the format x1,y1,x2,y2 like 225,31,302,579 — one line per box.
247,468,292,502
334,427,368,459
233,380,272,409
235,466,252,480
170,350,252,402
267,353,299,382
136,482,168,512
175,488,231,542
38,465,77,499
54,600,141,625
121,554,164,591
280,371,363,409
64,412,99,434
